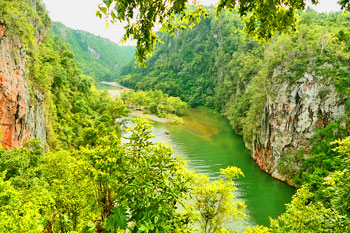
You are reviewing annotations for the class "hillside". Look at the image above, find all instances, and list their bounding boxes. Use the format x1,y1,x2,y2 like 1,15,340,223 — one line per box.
0,0,349,232
120,9,350,185
0,1,194,232
118,9,350,231
51,22,135,81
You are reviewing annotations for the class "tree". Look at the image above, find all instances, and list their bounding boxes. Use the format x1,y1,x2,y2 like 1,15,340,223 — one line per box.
81,118,194,232
190,166,246,233
266,137,350,232
98,0,350,64
0,172,43,233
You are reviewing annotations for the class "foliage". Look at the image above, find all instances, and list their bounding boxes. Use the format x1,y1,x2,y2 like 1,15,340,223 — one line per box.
119,8,350,232
110,118,193,232
0,140,92,232
1,0,128,149
0,1,250,232
120,9,261,110
97,0,208,64
51,22,135,81
1,117,248,232
98,0,350,64
294,123,349,188
121,10,350,146
0,172,43,233
0,0,50,91
122,89,188,118
269,186,346,232
33,33,128,149
2,0,350,232
0,0,50,45
190,166,246,233
267,137,350,232
0,143,44,233
244,225,271,233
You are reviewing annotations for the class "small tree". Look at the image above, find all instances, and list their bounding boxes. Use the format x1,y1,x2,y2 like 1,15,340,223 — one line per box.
82,118,194,232
191,166,246,233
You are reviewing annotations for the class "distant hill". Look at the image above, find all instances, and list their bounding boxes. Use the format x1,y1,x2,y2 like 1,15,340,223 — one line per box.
51,22,135,81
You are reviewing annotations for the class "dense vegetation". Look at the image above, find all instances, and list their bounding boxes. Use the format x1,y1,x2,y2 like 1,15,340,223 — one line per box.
37,35,129,149
120,7,350,152
1,0,349,232
120,7,350,232
1,0,125,149
265,136,350,232
98,0,350,64
121,89,188,121
0,1,247,232
51,22,135,81
119,8,260,108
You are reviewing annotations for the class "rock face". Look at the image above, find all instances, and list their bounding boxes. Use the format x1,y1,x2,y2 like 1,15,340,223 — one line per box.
252,72,346,185
0,25,46,147
88,45,100,59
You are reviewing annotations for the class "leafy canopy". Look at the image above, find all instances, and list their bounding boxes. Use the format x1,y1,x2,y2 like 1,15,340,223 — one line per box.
98,0,350,64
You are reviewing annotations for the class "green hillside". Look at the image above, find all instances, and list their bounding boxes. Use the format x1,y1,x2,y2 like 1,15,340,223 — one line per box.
119,9,350,232
51,22,135,81
1,0,350,232
120,8,350,136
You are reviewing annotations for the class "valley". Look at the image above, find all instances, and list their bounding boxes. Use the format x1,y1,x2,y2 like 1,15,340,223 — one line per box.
0,0,349,232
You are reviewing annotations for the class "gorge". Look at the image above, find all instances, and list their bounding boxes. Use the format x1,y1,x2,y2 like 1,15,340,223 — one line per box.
119,9,350,186
0,0,349,232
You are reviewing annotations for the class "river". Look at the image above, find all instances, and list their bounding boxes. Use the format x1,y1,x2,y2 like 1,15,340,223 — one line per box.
96,82,295,230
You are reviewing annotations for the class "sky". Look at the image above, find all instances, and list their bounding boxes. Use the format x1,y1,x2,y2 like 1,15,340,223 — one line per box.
42,0,342,46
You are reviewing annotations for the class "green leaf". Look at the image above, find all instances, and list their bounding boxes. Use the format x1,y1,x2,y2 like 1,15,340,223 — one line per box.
111,11,117,20
105,206,127,230
99,6,107,15
103,0,113,8
96,11,103,19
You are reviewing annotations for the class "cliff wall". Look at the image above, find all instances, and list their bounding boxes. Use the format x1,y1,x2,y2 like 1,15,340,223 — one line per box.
0,24,46,147
252,72,346,185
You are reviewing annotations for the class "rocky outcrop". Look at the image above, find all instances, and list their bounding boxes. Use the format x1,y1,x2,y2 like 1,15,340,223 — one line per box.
88,45,100,59
0,25,46,147
252,72,346,185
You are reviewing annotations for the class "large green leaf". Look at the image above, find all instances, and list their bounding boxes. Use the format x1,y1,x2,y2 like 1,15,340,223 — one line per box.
105,206,128,230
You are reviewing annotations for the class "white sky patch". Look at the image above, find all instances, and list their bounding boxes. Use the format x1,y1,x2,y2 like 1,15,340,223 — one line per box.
42,0,135,45
307,0,341,12
42,0,343,46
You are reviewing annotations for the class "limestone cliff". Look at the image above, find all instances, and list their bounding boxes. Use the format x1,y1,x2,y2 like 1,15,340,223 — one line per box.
0,24,46,147
252,72,346,185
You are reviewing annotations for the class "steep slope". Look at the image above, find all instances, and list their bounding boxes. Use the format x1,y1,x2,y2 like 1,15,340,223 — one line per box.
0,0,50,147
120,10,262,108
120,10,350,185
0,0,126,149
51,22,135,81
0,25,46,147
246,18,350,184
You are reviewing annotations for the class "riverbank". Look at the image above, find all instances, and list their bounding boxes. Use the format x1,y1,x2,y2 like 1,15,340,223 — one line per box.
129,110,172,123
97,82,132,98
96,82,177,123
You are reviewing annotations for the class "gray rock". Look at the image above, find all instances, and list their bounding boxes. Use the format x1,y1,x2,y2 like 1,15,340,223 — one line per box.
252,70,346,184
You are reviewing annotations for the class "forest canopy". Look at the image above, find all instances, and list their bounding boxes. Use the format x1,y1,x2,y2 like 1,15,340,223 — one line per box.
98,0,350,64
0,0,349,231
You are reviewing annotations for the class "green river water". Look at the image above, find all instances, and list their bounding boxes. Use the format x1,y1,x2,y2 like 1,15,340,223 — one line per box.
97,83,295,230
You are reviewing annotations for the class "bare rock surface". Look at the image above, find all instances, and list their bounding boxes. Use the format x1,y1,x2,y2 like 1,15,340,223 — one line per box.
252,72,346,185
0,25,46,147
